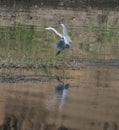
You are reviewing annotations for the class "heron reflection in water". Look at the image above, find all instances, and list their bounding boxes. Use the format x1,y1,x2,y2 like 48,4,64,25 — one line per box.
45,22,72,55
55,83,70,110
55,76,70,110
45,76,70,111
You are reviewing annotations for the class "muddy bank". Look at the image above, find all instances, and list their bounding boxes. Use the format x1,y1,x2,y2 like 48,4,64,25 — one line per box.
0,58,119,70
0,58,119,83
0,6,118,29
0,0,118,9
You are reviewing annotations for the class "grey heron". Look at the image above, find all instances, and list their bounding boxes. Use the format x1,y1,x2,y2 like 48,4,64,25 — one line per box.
45,22,72,55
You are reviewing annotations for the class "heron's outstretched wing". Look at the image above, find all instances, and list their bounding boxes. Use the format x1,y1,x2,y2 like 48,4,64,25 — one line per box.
60,24,72,44
45,27,62,38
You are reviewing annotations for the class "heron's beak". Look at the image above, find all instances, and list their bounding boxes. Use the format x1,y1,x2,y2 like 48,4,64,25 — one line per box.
58,21,62,24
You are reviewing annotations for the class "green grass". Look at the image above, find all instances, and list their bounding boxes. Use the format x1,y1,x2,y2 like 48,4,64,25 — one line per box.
0,25,57,78
0,25,53,56
0,20,118,66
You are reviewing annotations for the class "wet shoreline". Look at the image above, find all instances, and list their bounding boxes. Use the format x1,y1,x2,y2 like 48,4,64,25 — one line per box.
0,57,118,83
0,58,119,69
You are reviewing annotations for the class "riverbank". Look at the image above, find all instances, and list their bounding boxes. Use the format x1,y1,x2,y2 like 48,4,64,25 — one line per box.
0,6,118,65
0,0,118,9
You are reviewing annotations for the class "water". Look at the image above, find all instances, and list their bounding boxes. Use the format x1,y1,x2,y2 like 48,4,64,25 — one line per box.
0,66,119,130
0,5,119,130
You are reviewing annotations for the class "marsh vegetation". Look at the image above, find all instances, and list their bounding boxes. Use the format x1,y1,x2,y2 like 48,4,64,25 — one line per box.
0,3,119,130
0,17,118,67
